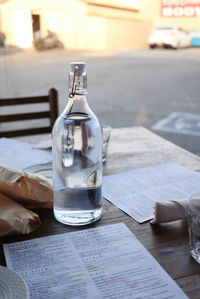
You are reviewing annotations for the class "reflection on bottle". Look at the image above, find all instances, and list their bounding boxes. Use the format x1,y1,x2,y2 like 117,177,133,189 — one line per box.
62,122,74,167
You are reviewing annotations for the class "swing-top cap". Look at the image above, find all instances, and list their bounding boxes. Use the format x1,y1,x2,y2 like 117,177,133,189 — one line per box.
69,62,86,76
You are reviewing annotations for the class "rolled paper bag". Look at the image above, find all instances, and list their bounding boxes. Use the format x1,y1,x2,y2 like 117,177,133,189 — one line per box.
151,199,188,224
0,164,53,209
0,193,41,237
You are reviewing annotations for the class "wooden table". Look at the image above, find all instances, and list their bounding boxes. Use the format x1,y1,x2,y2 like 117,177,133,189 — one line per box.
1,126,200,298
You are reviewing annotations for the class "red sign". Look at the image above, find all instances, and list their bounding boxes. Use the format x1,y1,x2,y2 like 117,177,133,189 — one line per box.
161,0,200,17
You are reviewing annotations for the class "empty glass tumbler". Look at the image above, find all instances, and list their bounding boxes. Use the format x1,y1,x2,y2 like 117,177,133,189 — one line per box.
187,193,200,263
102,124,111,163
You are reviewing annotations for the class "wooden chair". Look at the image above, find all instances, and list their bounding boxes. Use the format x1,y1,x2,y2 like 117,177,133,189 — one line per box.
0,88,58,138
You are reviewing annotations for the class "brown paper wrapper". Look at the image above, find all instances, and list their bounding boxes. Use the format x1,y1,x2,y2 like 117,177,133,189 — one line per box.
0,193,41,237
0,164,53,236
0,164,53,209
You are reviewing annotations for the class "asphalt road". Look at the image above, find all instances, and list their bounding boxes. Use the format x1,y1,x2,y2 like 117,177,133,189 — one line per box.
0,47,200,155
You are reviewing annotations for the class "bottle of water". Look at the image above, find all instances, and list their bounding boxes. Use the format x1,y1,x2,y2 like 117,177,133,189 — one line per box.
52,62,102,226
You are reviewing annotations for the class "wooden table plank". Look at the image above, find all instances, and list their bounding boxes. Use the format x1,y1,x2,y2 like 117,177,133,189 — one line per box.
104,126,200,175
177,274,200,298
1,126,200,298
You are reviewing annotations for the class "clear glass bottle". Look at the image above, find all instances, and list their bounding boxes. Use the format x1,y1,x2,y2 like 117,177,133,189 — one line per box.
52,62,102,226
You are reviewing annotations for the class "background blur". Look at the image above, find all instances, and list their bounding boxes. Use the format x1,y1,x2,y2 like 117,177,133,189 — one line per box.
1,0,200,51
0,0,200,155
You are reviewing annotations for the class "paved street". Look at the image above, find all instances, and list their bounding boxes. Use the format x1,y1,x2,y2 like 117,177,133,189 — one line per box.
0,47,200,155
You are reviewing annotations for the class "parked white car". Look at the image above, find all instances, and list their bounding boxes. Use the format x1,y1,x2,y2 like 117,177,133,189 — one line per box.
148,25,191,49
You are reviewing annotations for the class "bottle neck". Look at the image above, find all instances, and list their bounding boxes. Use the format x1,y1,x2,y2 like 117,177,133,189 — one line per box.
68,67,87,98
64,62,92,116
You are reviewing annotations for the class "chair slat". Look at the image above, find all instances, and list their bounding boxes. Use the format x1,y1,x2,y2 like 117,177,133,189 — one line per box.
0,112,50,122
0,96,49,106
0,88,58,137
0,127,52,138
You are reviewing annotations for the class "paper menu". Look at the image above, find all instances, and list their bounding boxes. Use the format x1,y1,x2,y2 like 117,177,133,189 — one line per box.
0,138,52,170
103,162,200,223
3,223,188,299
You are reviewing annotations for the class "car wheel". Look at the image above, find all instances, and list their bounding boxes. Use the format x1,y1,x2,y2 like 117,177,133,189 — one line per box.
149,45,156,49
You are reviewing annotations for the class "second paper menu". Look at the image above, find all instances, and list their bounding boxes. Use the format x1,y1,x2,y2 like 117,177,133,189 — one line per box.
3,223,188,299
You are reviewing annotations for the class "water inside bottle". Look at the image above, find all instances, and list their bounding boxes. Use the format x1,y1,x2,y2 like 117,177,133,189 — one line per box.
53,113,102,225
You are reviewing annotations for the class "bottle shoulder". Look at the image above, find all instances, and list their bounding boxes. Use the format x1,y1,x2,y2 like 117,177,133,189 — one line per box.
53,111,101,132
53,96,101,133
57,111,98,122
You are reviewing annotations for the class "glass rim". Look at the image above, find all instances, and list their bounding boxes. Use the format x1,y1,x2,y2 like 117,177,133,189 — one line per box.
102,124,112,130
188,193,200,214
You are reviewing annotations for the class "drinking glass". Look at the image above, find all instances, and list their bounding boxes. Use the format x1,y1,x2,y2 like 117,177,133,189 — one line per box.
187,193,200,263
102,124,111,163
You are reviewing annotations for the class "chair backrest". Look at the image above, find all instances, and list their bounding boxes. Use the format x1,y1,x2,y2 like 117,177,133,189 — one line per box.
0,88,58,138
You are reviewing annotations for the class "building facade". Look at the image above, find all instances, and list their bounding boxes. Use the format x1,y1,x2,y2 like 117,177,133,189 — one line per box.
0,0,151,50
135,0,200,30
0,0,199,51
